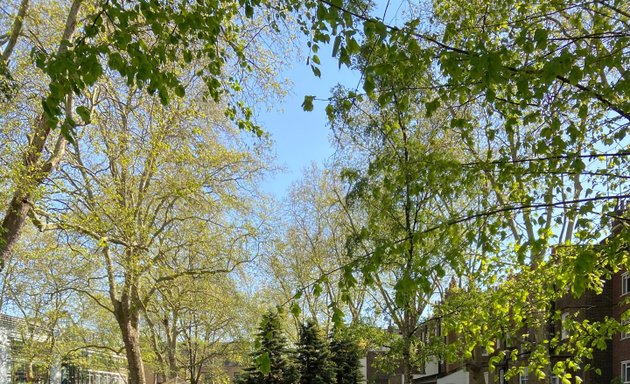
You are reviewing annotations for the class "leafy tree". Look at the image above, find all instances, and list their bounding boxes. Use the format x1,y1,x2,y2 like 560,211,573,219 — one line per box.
239,310,299,384
23,69,268,384
296,320,336,384
301,0,630,381
0,0,335,271
0,229,126,381
327,45,475,379
269,165,367,331
143,274,255,384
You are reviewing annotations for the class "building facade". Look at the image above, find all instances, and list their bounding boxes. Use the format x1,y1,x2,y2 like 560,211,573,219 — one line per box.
0,314,125,384
422,267,630,384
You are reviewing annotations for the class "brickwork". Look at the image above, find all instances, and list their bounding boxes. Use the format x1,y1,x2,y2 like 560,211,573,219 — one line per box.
555,275,614,384
611,270,630,383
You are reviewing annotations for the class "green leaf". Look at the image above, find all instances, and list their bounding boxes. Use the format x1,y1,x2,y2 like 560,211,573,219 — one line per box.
60,119,77,145
313,283,322,297
302,95,315,111
363,75,375,94
290,302,302,317
174,84,185,97
534,28,549,49
76,106,91,124
158,87,169,105
332,307,345,327
425,98,440,117
374,21,387,40
332,35,342,58
311,65,321,77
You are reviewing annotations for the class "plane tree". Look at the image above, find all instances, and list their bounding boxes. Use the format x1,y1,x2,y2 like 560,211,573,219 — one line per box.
269,165,368,331
24,68,269,384
0,0,351,271
143,273,254,384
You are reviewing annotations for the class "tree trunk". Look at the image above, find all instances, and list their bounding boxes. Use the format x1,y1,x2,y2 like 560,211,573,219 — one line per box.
167,352,178,380
1,193,32,267
167,314,179,380
402,335,411,384
115,307,146,384
469,366,485,384
468,349,485,384
0,0,82,271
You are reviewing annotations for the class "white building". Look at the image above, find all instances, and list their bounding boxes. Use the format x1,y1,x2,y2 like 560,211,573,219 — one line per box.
0,314,125,384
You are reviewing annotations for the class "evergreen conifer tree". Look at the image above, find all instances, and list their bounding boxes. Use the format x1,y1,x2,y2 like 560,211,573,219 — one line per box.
297,320,336,384
239,310,299,384
330,332,362,384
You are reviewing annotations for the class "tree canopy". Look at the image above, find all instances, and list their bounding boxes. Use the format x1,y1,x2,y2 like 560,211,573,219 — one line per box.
2,0,630,383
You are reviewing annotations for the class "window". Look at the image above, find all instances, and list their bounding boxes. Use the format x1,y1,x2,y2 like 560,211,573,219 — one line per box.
498,369,505,384
622,361,630,384
622,273,630,296
622,319,630,340
561,312,570,340
519,367,529,384
551,376,560,384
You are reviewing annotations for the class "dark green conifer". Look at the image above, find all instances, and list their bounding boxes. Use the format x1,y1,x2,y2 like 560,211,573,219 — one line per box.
239,310,299,384
330,331,362,384
296,320,336,384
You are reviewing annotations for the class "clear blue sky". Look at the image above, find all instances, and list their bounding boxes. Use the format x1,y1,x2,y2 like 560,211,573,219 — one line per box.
259,50,359,198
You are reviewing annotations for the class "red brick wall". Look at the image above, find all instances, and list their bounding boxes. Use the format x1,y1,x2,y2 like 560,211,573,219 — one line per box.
612,270,630,383
555,276,613,384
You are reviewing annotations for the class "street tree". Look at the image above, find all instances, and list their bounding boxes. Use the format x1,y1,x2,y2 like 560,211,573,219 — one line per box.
0,0,336,271
327,47,477,378
143,273,254,384
26,69,268,384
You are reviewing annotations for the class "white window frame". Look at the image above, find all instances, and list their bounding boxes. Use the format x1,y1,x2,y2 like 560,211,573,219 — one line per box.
551,376,560,384
622,273,630,296
622,360,630,384
519,367,529,384
561,312,570,340
622,319,630,340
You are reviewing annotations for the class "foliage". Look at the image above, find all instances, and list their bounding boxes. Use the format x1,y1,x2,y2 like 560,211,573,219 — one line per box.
269,165,367,332
329,328,362,384
0,0,328,269
302,0,630,380
296,320,336,384
239,310,299,384
326,36,479,379
143,274,253,384
0,228,126,375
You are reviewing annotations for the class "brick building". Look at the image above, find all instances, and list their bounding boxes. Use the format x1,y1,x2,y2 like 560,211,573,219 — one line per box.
414,267,630,384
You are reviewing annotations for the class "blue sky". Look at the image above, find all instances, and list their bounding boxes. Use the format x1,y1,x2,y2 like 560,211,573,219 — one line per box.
259,49,359,198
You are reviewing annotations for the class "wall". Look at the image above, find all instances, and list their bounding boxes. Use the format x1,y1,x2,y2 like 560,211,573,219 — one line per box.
1,326,10,384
